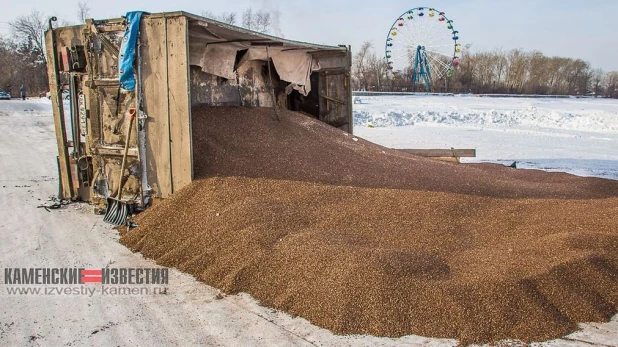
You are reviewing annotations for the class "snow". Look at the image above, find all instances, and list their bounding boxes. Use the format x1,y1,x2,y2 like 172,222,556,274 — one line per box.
354,95,618,180
0,98,617,346
353,95,618,133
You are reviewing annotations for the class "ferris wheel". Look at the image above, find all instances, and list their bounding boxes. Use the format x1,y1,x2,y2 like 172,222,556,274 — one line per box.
385,7,461,92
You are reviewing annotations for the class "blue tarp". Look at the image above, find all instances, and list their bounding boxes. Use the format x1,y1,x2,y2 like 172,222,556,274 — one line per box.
118,11,145,91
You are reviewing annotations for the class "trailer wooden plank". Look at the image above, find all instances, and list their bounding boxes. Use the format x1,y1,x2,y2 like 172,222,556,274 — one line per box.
320,71,350,131
345,49,353,134
96,147,139,157
398,149,477,158
45,29,73,199
320,94,346,105
141,17,173,198
166,16,193,193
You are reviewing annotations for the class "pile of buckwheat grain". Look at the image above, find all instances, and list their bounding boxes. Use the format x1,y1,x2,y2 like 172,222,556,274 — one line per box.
121,106,618,344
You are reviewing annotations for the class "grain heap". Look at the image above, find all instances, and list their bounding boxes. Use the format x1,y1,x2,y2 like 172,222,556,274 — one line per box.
121,106,618,344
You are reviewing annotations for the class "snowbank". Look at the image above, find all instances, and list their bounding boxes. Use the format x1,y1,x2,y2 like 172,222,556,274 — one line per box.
353,96,618,133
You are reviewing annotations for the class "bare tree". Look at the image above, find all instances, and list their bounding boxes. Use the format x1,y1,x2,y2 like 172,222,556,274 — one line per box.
203,7,279,34
9,10,46,61
504,49,530,93
220,12,237,25
241,8,254,30
242,8,272,33
255,11,272,34
202,11,237,25
605,71,618,98
565,59,591,95
591,68,605,96
77,1,91,23
525,51,548,94
368,53,389,91
352,41,373,90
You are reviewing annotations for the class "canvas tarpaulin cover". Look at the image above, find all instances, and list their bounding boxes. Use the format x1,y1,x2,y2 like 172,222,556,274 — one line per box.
198,44,240,80
190,43,316,96
271,50,314,96
187,19,347,96
233,47,315,95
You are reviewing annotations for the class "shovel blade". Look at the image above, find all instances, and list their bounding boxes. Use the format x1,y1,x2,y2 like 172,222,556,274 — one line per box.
103,197,129,225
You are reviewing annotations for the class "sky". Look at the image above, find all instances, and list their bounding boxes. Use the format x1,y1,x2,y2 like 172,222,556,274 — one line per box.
1,0,617,71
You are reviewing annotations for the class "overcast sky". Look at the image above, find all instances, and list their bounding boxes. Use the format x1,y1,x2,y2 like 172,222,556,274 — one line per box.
1,0,616,71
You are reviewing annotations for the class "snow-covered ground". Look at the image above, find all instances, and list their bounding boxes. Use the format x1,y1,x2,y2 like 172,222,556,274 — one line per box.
354,95,618,180
1,98,617,346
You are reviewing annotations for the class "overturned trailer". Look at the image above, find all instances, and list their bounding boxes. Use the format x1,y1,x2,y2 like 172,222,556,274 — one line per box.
45,11,353,208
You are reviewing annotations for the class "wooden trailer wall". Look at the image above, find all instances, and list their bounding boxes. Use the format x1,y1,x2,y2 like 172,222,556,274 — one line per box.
45,20,142,204
140,14,192,199
45,25,80,200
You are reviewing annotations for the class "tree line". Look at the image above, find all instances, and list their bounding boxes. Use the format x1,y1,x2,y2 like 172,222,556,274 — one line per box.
352,41,618,97
202,7,281,36
3,8,616,99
